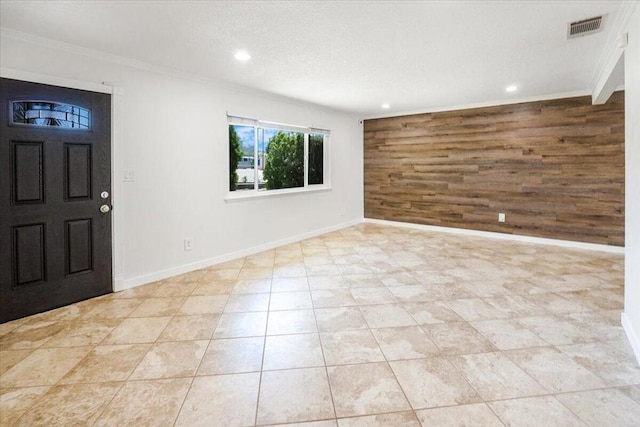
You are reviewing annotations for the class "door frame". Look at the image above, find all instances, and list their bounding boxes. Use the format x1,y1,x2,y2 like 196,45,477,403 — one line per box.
1,67,125,292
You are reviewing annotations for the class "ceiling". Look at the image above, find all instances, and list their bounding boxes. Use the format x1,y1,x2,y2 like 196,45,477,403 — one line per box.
0,1,623,116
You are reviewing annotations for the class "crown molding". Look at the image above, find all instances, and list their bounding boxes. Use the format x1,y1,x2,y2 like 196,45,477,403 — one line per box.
362,90,591,120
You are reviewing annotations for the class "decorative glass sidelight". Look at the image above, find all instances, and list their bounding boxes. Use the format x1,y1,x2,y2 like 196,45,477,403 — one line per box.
12,101,90,129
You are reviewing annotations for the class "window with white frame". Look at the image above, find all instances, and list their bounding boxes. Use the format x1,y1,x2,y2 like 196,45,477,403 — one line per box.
228,115,329,193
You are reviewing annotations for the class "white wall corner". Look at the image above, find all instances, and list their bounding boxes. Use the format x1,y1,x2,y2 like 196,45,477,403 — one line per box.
622,312,640,364
591,0,639,104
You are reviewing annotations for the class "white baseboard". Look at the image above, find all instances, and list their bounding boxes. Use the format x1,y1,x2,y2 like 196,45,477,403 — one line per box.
363,218,625,254
114,218,363,292
622,312,640,365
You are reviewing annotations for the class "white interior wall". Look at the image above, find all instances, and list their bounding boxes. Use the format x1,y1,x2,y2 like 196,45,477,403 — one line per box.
623,5,640,362
0,33,364,290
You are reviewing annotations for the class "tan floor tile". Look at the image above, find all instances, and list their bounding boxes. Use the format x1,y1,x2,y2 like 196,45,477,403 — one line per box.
561,312,627,341
129,297,186,317
176,372,260,427
110,282,162,299
470,319,548,350
315,307,368,332
328,362,410,417
312,290,357,308
421,322,496,355
238,267,273,280
60,344,150,384
191,280,235,295
388,285,438,303
320,330,385,365
619,385,640,403
445,298,509,321
557,341,640,386
232,279,272,294
342,274,385,289
198,337,264,375
42,319,121,348
273,263,308,278
178,295,228,315
0,386,50,426
1,346,92,387
204,267,241,280
129,340,208,379
415,403,503,427
402,301,463,325
225,293,270,312
390,358,481,409
270,291,313,310
80,298,143,320
338,411,420,426
268,310,317,335
14,382,121,426
95,378,191,427
264,333,324,370
152,282,200,298
556,388,640,427
485,295,548,318
214,312,268,338
0,350,33,376
350,287,397,305
307,264,341,277
371,326,440,360
0,321,66,350
271,277,310,292
506,347,606,393
380,273,421,287
489,395,587,427
360,304,416,328
308,276,349,290
158,314,220,341
337,264,373,275
258,367,334,425
102,316,171,344
0,319,24,337
450,352,547,400
268,421,337,427
517,316,595,345
528,292,591,314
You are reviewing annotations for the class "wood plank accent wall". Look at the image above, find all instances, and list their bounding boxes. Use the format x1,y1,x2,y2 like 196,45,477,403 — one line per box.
364,92,625,246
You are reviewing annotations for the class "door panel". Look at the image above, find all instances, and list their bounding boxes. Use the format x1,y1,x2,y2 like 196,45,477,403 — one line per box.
0,78,112,323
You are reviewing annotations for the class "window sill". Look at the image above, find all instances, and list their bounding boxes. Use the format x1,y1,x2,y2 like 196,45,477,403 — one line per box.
224,185,331,203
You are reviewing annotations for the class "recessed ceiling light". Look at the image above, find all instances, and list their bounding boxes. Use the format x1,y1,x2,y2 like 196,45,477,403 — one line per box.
506,85,518,93
234,50,251,61
381,103,390,109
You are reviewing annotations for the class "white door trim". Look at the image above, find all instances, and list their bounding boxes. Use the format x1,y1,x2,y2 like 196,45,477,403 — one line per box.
1,67,124,291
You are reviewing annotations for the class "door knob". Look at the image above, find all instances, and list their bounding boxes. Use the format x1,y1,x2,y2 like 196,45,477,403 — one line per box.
100,204,111,214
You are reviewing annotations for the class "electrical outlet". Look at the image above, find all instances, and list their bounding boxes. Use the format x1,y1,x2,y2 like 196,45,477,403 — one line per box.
498,212,506,223
184,238,193,252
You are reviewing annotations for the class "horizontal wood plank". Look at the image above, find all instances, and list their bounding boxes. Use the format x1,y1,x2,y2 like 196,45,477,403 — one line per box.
364,92,625,246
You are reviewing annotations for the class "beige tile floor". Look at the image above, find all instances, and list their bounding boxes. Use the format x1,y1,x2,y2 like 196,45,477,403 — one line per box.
1,223,639,426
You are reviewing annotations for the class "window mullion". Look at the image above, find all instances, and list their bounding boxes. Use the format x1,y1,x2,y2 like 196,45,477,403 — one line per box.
254,127,259,191
304,133,309,187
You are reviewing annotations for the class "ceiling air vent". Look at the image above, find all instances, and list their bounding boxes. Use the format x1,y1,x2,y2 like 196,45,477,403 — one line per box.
567,16,604,39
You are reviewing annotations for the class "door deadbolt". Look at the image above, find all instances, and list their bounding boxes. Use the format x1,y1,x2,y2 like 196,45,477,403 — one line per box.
101,191,110,199
100,204,111,214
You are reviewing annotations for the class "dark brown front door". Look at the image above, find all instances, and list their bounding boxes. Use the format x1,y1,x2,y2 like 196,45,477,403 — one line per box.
0,78,112,323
